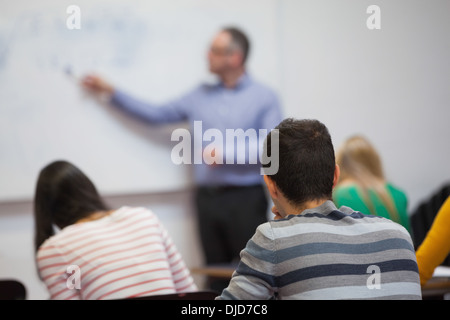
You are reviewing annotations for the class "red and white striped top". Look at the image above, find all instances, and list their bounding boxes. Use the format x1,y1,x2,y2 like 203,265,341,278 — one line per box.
37,206,197,300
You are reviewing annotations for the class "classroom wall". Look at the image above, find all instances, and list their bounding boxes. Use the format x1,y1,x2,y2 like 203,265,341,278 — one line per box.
277,0,450,210
1,0,450,299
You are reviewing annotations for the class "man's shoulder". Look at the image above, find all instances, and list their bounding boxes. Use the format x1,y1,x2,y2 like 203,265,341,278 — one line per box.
265,203,411,240
334,205,412,234
247,77,279,98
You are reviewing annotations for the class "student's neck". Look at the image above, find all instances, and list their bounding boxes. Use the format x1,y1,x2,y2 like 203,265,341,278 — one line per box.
76,210,114,224
220,68,245,88
292,198,330,215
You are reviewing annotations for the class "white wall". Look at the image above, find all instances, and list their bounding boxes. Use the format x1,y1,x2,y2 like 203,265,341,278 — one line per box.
278,0,450,210
1,0,450,299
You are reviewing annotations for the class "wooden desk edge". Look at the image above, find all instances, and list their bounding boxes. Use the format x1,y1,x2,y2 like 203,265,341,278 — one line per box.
421,277,450,298
191,266,235,278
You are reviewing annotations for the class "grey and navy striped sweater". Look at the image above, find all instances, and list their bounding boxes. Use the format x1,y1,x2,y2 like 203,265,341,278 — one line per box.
217,200,421,300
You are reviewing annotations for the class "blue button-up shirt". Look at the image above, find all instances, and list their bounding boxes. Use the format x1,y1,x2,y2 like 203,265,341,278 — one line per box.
111,73,283,187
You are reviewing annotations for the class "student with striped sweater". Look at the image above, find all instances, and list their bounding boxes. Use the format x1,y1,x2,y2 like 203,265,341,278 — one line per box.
34,160,197,300
217,119,421,300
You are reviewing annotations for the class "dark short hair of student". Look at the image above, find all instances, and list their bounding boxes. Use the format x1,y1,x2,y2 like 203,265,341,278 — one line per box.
33,160,109,253
263,118,336,206
222,26,250,65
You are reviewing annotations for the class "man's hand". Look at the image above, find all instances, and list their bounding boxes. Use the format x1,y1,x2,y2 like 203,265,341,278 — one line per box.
81,74,115,95
271,205,283,220
203,148,222,166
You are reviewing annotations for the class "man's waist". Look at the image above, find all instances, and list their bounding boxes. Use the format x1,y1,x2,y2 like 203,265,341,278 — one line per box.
197,184,264,194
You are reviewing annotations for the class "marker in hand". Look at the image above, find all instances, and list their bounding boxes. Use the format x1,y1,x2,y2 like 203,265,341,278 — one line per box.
80,74,115,95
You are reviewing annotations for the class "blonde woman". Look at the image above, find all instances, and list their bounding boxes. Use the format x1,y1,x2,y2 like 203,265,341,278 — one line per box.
333,135,411,232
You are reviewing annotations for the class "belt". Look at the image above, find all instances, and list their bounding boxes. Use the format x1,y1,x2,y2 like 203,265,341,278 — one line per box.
198,184,262,194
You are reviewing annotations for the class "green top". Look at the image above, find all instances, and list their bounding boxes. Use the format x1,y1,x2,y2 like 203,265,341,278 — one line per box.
332,183,411,233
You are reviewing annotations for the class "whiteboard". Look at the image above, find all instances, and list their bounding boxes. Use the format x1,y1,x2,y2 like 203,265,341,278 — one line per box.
0,0,282,201
1,0,449,210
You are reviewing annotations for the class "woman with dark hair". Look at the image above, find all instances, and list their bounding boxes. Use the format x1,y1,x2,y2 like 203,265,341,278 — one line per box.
34,160,197,300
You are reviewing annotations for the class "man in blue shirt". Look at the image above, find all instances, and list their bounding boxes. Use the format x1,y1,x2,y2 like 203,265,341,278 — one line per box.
82,27,283,292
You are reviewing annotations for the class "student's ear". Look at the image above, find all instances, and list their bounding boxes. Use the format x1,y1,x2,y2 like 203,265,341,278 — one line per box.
264,175,279,199
332,164,340,189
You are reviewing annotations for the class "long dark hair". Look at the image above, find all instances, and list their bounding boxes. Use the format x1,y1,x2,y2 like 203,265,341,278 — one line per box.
33,160,109,254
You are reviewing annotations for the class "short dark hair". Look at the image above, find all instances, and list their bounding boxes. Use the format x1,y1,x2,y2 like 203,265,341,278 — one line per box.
263,118,336,206
33,160,109,253
223,26,250,65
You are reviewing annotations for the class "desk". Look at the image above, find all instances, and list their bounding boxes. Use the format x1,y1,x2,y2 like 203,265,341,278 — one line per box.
421,277,450,299
191,264,236,279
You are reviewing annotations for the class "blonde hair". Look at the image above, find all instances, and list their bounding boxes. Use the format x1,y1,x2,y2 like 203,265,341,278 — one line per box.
336,135,399,222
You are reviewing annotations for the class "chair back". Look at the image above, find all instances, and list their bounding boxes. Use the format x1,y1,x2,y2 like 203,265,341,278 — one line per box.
410,183,450,266
0,279,27,300
121,291,218,300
